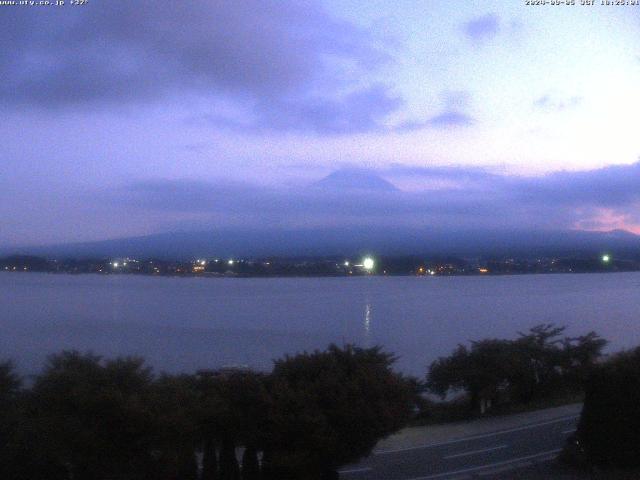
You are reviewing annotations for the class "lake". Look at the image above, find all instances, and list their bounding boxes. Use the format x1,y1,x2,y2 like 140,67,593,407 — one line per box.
2,272,640,377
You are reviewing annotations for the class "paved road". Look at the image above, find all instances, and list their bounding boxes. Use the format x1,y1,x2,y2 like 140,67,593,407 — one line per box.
339,413,579,480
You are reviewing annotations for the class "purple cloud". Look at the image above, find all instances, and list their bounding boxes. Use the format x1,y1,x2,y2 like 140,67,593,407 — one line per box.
5,161,640,249
396,111,474,131
386,164,500,182
199,84,402,135
428,111,475,127
0,0,398,134
463,14,500,42
101,161,640,235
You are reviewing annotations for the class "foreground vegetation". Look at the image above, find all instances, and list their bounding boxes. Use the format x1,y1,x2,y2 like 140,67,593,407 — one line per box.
2,324,638,479
563,346,640,471
423,324,640,472
0,345,415,480
425,324,607,416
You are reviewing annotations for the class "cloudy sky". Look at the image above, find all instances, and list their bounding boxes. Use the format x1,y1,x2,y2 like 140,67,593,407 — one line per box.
2,0,640,247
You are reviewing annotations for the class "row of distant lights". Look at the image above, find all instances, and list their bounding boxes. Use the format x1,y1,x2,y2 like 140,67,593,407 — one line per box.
417,267,437,276
198,259,234,266
198,257,376,269
110,255,610,270
112,259,238,267
4,255,615,274
343,257,375,270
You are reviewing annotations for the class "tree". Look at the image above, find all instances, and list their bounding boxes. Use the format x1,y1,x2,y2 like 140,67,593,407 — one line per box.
264,344,414,479
511,324,567,402
194,369,270,480
0,361,32,480
148,373,200,480
29,351,159,480
0,361,20,407
428,340,516,413
0,346,415,480
560,331,607,387
195,371,223,480
576,347,640,467
427,325,607,413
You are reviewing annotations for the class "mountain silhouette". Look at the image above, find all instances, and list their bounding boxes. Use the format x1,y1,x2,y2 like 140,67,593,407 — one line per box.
8,227,640,260
312,168,399,192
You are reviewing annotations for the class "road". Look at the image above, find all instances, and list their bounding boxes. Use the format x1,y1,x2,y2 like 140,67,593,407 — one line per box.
339,411,579,480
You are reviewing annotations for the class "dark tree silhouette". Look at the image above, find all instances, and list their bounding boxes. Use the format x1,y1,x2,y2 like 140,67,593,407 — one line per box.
560,331,608,387
28,351,158,480
148,373,200,479
428,325,607,413
241,445,260,480
577,347,640,467
428,340,516,413
265,344,415,479
202,437,218,480
0,345,415,480
195,369,269,480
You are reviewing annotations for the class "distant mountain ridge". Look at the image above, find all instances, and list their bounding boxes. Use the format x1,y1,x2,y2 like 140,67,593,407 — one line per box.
312,168,399,192
5,227,640,260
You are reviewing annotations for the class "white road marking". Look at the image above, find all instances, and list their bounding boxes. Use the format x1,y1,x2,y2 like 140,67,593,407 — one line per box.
443,444,508,460
339,467,372,475
376,415,579,455
562,429,576,434
407,448,562,480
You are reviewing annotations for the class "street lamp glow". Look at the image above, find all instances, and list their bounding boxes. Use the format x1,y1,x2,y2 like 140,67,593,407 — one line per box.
363,257,375,270
602,254,610,263
228,259,234,265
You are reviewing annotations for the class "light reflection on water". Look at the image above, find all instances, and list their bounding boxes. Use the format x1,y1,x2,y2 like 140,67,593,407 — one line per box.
363,301,372,348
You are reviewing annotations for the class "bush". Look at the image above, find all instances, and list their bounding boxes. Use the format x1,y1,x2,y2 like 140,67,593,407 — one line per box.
427,324,606,414
577,347,640,468
0,345,414,480
264,344,415,479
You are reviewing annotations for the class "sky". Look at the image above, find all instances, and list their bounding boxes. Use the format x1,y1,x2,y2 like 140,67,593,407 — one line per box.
2,0,640,247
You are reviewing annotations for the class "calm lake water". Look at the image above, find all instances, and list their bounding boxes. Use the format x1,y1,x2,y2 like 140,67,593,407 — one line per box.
2,272,640,376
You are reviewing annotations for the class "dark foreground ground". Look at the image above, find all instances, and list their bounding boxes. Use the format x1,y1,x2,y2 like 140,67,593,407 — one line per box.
339,404,640,480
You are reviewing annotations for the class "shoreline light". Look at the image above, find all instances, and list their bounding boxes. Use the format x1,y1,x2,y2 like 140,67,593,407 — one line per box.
363,257,374,270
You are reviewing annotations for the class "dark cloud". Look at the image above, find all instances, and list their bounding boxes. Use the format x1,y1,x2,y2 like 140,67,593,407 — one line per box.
108,161,640,233
386,164,500,182
463,14,500,42
200,84,402,135
387,161,640,211
396,111,475,131
112,176,500,229
396,90,475,131
428,111,475,128
1,0,398,134
516,162,640,208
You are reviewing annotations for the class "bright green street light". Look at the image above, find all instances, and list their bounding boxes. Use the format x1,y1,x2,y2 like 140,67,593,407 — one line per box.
363,257,375,270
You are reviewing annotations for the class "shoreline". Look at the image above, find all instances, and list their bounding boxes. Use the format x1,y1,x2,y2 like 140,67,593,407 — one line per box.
1,269,639,279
